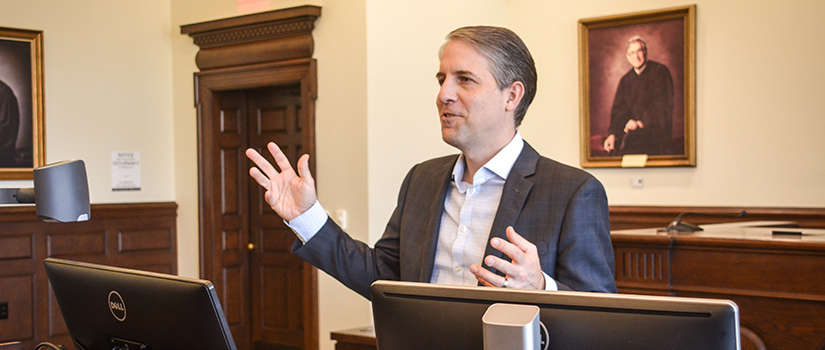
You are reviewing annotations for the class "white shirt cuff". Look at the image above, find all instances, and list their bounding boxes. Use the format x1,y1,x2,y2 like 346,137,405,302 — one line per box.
285,200,328,244
543,271,558,291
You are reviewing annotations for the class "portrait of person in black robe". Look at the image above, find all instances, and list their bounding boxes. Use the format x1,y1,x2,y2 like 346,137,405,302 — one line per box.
0,35,35,169
603,36,674,156
0,78,20,167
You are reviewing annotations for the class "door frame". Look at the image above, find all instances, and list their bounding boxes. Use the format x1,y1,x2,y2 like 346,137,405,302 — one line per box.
182,8,321,349
195,59,318,350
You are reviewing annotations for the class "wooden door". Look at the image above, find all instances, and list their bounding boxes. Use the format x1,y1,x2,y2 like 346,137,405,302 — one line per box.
210,89,252,349
209,85,316,350
247,86,312,350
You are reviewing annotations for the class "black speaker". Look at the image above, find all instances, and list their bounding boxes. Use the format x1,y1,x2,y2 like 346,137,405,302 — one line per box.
12,160,91,222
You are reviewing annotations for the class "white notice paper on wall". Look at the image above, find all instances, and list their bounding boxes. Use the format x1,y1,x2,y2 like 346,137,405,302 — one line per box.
112,152,141,191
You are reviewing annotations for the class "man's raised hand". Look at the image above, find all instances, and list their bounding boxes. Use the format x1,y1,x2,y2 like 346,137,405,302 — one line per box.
245,142,316,221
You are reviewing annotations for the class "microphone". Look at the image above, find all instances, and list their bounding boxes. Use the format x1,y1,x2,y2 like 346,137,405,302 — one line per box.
660,210,748,233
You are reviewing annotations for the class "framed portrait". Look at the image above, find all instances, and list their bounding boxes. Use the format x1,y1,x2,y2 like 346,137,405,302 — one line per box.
579,5,695,168
0,26,45,179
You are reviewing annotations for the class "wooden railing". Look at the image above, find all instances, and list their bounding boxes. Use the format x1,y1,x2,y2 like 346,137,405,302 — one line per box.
609,205,825,230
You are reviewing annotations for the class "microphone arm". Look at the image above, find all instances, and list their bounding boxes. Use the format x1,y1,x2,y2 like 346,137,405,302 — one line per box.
663,210,748,233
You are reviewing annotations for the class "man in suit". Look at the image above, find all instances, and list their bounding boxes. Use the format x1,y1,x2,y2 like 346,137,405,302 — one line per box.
246,26,616,299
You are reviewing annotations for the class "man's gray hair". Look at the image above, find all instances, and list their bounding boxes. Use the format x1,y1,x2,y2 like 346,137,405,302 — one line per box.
627,35,648,53
439,26,537,127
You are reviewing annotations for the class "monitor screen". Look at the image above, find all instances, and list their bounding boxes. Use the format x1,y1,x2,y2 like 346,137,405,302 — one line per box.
44,258,237,350
371,281,739,350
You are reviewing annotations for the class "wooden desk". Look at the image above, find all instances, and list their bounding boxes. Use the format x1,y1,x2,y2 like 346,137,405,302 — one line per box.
612,223,825,350
331,326,376,350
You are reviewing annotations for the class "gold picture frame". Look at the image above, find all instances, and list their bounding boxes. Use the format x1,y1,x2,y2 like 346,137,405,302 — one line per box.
0,26,45,179
579,5,695,168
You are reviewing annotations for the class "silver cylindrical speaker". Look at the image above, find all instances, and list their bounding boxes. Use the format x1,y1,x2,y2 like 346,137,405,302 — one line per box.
482,303,541,350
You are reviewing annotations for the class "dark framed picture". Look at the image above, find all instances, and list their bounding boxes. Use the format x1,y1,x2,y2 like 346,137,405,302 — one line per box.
579,5,695,167
0,26,45,179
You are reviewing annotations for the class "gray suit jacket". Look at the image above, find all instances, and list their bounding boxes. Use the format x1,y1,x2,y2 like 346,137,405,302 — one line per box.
293,142,617,299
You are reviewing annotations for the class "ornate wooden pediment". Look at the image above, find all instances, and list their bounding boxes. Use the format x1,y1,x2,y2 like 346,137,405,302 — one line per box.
181,5,320,71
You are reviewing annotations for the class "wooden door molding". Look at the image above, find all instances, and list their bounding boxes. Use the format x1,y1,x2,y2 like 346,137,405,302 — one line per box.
181,5,321,71
181,6,320,350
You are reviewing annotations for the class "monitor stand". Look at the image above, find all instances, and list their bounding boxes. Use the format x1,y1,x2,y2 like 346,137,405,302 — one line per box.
108,336,147,350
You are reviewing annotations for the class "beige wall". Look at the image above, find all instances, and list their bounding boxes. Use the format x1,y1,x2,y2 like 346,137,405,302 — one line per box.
3,1,824,350
365,0,509,241
510,0,825,207
0,1,176,201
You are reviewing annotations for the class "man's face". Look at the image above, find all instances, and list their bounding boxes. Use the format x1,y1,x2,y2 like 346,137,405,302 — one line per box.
436,40,514,153
626,41,647,69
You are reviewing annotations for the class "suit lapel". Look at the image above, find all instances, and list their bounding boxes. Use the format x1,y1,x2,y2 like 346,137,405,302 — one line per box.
416,157,456,283
483,143,539,275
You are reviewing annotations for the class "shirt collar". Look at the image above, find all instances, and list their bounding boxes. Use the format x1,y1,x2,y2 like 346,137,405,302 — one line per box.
452,131,525,185
634,62,648,75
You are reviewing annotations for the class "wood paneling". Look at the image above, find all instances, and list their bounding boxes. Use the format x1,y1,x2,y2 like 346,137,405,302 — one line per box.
0,276,33,342
0,202,177,349
331,327,376,350
610,206,825,349
610,205,825,230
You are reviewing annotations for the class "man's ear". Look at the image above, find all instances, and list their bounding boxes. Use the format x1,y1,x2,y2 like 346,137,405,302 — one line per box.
504,81,525,113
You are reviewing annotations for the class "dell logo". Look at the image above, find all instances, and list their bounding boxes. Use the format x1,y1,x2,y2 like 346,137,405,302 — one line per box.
108,291,127,321
110,301,125,311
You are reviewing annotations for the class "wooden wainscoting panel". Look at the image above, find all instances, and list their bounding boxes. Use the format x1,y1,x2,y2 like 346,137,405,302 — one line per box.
0,202,177,349
0,235,32,260
46,230,107,257
0,276,34,342
118,228,174,253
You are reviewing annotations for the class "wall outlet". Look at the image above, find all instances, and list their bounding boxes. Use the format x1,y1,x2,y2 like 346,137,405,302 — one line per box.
335,209,348,230
631,177,644,188
0,302,8,320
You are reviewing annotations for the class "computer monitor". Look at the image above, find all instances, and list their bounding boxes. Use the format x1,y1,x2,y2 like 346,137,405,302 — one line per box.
43,258,237,350
371,281,740,350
